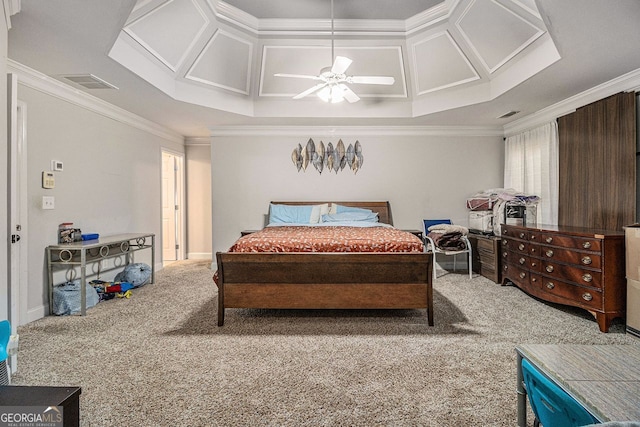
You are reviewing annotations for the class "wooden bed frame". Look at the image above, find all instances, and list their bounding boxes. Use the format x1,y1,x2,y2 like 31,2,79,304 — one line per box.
214,201,433,326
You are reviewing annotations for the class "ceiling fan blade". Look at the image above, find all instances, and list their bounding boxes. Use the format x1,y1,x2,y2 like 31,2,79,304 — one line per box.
293,83,327,99
275,73,323,81
339,84,360,103
331,56,352,74
350,76,395,85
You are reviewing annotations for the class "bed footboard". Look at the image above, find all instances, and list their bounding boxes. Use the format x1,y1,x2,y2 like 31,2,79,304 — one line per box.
215,252,433,326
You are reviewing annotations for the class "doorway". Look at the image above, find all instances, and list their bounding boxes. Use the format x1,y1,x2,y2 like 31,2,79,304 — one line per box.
161,150,185,263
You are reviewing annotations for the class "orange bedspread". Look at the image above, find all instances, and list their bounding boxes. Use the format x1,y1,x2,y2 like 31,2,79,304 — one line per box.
228,226,424,253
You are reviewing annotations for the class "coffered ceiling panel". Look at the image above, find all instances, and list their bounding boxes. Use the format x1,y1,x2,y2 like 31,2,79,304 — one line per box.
456,0,544,73
107,0,560,118
260,45,407,98
185,30,252,95
124,0,209,72
412,31,479,96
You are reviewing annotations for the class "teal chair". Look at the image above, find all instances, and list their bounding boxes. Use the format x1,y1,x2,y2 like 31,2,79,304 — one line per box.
0,320,10,385
522,358,598,427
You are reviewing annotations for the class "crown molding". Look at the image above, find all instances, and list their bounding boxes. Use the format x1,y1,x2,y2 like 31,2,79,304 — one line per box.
185,136,212,145
503,67,640,136
7,59,184,144
209,125,503,137
211,0,454,37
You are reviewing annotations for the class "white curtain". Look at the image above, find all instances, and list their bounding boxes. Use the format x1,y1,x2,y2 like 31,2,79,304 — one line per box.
504,121,559,225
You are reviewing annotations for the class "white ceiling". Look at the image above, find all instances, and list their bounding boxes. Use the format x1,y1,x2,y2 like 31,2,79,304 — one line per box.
7,0,640,137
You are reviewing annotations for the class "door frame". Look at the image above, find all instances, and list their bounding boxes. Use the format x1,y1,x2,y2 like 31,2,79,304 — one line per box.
160,148,185,262
8,74,28,373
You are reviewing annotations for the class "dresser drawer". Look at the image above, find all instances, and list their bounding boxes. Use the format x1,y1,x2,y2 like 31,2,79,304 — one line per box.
539,246,601,269
540,233,602,251
476,237,496,252
540,278,602,310
503,263,532,285
539,260,603,289
502,238,534,255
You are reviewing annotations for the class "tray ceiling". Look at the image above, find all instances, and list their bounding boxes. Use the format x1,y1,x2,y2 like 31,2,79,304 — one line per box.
109,0,560,119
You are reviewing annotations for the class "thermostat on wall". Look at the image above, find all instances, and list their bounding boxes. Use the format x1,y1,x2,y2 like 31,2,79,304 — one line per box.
51,160,63,171
42,171,55,189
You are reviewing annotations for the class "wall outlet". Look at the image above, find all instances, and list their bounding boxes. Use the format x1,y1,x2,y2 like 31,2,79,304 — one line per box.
42,196,55,210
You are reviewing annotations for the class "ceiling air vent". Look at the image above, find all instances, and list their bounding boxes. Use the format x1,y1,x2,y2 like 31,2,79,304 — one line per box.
61,74,118,90
497,110,520,119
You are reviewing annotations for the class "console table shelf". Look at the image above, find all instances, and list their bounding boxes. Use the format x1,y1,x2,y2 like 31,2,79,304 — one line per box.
47,233,155,315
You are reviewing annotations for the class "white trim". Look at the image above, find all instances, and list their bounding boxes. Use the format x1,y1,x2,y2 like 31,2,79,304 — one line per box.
185,136,211,145
503,67,640,136
209,125,503,137
210,0,457,37
187,252,213,260
185,28,253,95
7,60,184,144
3,0,20,29
412,31,480,96
123,0,210,73
455,0,544,74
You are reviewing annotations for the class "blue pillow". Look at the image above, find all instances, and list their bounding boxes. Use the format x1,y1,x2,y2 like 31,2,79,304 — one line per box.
335,204,374,215
321,211,379,222
269,204,314,224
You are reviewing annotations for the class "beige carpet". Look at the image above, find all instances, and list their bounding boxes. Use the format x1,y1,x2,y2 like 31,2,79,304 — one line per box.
11,260,635,426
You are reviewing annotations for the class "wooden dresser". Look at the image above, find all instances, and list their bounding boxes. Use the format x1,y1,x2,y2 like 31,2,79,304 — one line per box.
468,234,501,283
500,224,626,332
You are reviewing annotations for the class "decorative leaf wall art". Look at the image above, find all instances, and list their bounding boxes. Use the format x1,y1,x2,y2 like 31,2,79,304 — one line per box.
292,138,363,174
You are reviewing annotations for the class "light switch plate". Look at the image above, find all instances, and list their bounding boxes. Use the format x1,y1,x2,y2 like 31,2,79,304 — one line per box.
42,196,55,210
51,160,63,171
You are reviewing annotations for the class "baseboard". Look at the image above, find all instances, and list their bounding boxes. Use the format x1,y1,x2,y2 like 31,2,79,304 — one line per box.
187,252,212,260
626,325,640,338
27,305,47,323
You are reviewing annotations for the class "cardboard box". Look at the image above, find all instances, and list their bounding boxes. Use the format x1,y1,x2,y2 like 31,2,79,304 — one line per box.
626,224,640,281
469,211,493,233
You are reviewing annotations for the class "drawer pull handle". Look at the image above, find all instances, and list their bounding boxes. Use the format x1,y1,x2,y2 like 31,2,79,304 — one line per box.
582,241,592,249
581,256,592,265
519,232,526,238
519,257,526,265
545,237,553,243
582,274,593,283
546,282,555,289
545,250,554,258
503,239,509,246
519,272,526,279
518,243,525,251
504,265,508,271
582,293,593,302
545,265,554,273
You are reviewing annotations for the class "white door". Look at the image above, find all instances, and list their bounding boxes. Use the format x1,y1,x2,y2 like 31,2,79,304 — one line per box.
8,75,27,373
161,150,184,262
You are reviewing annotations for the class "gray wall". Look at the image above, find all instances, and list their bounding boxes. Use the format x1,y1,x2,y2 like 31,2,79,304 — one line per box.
211,132,504,256
18,84,184,321
186,143,212,259
0,12,7,321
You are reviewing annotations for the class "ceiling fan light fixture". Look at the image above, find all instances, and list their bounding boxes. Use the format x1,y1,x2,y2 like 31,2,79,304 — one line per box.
317,84,345,103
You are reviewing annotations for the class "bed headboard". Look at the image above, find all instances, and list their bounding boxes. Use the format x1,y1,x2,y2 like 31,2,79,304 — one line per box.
270,201,393,225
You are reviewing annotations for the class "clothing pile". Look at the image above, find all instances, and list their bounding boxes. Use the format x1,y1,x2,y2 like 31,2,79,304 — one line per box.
426,223,469,251
466,188,540,235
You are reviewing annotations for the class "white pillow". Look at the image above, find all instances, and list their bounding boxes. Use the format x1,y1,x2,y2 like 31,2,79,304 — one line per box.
310,203,330,223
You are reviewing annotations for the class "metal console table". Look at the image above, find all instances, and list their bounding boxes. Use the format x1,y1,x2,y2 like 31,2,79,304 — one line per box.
47,233,155,315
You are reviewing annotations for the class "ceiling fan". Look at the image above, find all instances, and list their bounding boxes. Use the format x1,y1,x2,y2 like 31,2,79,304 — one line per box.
274,0,395,103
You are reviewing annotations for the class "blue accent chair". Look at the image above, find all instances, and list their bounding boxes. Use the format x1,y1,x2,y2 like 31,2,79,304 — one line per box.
521,358,598,427
0,320,10,385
